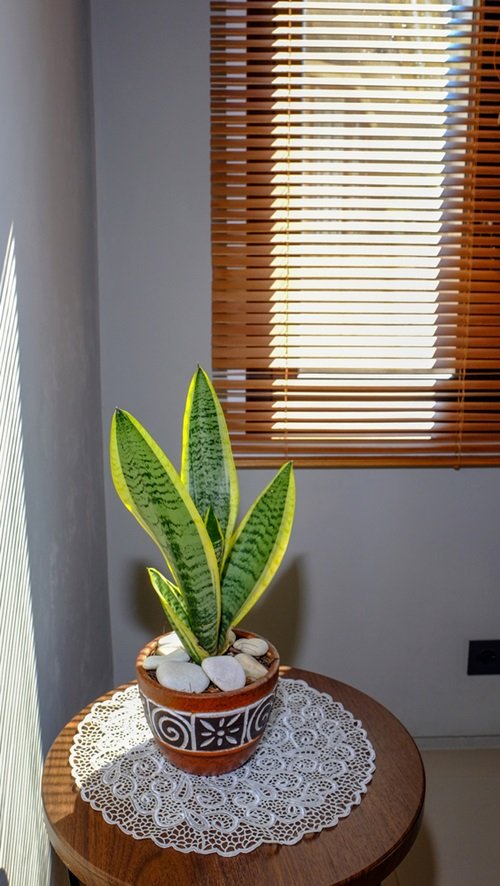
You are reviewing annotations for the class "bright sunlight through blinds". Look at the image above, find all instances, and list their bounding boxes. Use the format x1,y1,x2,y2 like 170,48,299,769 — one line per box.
211,0,500,466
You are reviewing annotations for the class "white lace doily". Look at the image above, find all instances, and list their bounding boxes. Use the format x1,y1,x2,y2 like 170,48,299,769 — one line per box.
70,678,376,856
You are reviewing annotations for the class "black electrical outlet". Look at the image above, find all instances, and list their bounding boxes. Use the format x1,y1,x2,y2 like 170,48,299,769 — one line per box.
467,640,500,675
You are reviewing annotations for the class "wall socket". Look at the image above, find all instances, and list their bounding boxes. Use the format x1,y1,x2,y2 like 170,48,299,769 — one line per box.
467,640,500,675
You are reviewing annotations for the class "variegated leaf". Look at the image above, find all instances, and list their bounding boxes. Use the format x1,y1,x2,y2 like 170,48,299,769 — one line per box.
110,409,220,654
148,571,188,624
148,568,209,663
181,367,238,560
204,506,224,566
218,462,295,645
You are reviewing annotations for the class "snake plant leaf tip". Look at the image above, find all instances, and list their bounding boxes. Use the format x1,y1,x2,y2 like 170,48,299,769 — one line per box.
110,367,296,660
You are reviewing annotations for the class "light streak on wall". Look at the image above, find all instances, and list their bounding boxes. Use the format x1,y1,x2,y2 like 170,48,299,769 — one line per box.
0,226,50,884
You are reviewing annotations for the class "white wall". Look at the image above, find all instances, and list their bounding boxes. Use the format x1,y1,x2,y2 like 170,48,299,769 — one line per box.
91,0,500,739
1,3,113,882
0,0,113,751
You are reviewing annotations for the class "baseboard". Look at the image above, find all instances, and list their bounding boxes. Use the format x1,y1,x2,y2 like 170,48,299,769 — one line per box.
415,734,500,750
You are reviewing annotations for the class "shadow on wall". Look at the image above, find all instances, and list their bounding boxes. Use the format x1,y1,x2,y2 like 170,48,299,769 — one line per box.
243,558,305,668
127,556,305,666
129,560,169,640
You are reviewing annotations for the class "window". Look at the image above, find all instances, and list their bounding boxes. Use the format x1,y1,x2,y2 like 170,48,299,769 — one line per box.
211,0,500,466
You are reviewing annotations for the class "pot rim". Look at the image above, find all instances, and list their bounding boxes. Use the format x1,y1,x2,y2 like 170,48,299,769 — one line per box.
136,628,280,707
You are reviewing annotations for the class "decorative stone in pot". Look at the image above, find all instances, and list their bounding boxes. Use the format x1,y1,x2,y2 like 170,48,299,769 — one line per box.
136,629,280,776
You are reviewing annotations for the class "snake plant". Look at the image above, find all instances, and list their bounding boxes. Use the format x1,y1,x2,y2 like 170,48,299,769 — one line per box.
110,367,295,663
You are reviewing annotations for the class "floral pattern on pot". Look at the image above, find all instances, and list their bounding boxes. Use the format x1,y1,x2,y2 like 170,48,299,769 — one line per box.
139,691,276,753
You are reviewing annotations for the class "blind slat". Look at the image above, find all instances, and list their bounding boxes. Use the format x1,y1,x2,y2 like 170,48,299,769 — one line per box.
211,0,500,467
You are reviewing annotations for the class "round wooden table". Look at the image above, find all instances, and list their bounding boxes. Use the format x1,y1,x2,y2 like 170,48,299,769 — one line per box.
42,667,425,886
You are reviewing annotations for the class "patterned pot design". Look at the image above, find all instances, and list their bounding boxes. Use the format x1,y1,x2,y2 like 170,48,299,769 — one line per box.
141,690,275,752
136,630,280,775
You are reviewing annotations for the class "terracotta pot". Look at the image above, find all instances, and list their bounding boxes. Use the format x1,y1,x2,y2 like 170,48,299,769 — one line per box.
136,629,280,776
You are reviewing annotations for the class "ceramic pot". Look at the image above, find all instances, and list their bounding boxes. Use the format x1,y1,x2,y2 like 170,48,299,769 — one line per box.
136,629,280,776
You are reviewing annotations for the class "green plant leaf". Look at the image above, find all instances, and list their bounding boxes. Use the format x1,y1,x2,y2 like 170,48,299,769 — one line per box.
181,366,239,561
204,506,224,566
217,626,235,656
148,568,208,663
148,571,189,624
218,462,295,644
110,409,220,654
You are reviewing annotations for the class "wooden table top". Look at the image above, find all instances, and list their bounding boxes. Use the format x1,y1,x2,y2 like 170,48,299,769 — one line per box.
42,667,425,886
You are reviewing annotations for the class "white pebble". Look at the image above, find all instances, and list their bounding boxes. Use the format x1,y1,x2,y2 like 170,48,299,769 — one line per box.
202,655,246,692
142,655,165,671
226,629,237,645
235,652,268,681
233,637,269,657
156,660,210,693
157,646,190,662
157,631,183,651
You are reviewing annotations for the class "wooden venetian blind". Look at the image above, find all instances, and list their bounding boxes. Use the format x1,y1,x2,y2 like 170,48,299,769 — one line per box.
211,0,500,466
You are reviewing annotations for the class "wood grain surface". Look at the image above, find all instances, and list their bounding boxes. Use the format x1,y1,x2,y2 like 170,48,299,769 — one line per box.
42,668,425,886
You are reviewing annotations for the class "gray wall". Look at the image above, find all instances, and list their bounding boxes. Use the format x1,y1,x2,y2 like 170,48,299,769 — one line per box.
91,0,500,740
1,0,113,754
